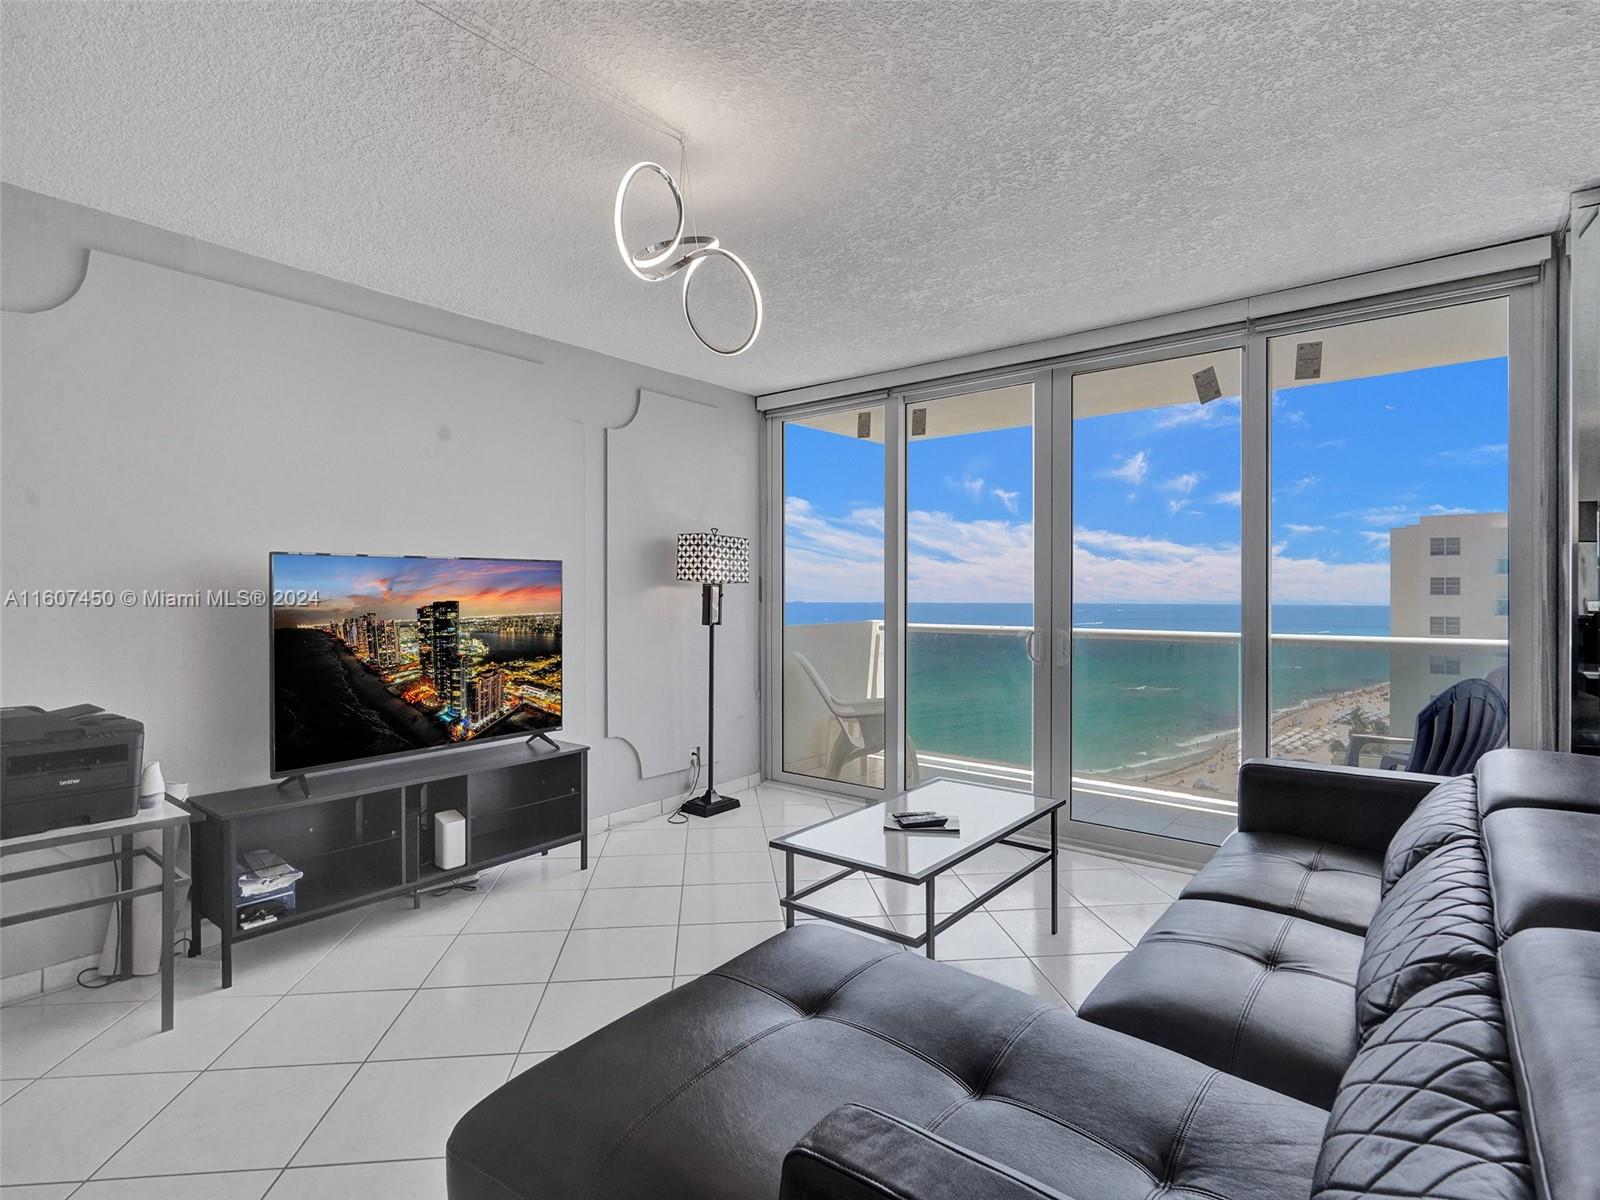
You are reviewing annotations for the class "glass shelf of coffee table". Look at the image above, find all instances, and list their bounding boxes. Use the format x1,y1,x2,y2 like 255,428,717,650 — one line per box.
770,779,1064,959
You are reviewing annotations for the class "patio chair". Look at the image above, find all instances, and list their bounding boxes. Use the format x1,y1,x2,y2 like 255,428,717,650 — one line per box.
1343,676,1509,775
789,651,920,786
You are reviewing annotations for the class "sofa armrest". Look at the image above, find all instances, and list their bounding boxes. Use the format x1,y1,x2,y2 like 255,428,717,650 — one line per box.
780,1104,1073,1200
1237,757,1450,854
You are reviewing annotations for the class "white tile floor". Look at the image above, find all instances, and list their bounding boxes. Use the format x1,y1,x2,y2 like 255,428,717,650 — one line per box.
0,779,1192,1198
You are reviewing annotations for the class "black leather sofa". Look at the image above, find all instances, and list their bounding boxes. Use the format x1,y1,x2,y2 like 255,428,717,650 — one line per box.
447,748,1599,1200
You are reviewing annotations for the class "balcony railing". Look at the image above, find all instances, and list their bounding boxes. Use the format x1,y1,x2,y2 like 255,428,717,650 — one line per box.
783,619,1509,812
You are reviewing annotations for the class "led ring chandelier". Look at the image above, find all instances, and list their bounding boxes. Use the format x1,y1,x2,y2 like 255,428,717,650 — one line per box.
613,161,763,356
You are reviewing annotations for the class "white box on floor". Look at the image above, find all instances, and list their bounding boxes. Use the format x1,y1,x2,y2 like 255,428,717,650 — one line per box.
435,809,466,869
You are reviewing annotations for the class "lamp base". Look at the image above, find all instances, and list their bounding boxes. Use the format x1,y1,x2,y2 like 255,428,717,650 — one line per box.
680,789,740,819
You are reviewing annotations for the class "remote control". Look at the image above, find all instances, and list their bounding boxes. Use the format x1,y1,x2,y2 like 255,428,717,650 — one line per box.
894,812,948,829
892,810,937,822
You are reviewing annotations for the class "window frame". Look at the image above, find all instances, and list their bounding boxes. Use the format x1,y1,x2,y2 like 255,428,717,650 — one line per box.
760,259,1562,859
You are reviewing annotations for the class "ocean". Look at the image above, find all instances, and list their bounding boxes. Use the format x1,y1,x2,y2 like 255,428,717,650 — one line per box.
783,602,1391,772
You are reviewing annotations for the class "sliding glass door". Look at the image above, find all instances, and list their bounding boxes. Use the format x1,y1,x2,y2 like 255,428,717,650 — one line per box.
779,402,887,790
902,382,1039,792
1062,348,1244,844
1266,298,1511,768
766,271,1549,858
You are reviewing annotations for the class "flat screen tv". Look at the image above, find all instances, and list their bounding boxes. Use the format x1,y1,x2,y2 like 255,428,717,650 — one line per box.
270,552,562,777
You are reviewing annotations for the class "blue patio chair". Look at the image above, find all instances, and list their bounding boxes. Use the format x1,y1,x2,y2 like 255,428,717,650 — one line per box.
1344,676,1509,775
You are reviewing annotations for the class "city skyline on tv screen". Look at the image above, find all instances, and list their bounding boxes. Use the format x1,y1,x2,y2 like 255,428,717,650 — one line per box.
271,553,562,775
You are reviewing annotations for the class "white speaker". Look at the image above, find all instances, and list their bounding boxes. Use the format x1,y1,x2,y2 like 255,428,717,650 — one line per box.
434,809,466,870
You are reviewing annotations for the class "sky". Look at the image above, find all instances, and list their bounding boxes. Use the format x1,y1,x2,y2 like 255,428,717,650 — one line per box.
783,357,1509,606
272,554,562,625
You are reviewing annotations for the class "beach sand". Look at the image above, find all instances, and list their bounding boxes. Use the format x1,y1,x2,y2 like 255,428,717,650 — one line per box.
1105,681,1394,799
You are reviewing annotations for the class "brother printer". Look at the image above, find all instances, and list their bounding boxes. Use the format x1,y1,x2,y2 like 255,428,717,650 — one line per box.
1,704,144,838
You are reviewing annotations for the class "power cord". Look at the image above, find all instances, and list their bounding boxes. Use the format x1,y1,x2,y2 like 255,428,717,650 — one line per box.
76,836,122,990
426,877,481,897
666,750,703,824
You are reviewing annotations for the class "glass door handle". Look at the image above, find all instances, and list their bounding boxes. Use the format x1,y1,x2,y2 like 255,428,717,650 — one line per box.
1025,630,1046,665
1054,629,1071,667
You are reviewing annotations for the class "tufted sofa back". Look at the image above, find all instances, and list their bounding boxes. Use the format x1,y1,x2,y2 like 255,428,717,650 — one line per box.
1313,750,1600,1200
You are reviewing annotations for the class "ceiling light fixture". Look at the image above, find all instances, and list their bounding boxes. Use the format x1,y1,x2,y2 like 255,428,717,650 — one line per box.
614,161,762,356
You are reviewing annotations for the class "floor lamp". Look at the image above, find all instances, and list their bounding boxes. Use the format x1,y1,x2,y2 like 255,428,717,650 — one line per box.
676,527,750,818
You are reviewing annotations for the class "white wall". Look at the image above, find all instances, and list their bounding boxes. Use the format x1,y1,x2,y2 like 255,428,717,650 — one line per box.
0,184,760,978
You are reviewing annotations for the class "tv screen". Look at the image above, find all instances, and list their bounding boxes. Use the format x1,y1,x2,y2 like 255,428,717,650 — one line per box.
270,553,562,776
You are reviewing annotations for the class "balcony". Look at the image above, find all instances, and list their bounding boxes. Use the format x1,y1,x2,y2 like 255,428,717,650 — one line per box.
782,619,1508,842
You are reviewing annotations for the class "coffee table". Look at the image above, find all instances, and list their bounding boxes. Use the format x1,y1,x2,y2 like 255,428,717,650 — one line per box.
770,779,1065,959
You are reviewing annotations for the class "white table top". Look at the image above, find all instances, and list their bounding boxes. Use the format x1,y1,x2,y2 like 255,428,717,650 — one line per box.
769,779,1061,883
1,797,195,855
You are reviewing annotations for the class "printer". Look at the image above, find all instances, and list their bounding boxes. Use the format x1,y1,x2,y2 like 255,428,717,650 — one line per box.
1,704,144,838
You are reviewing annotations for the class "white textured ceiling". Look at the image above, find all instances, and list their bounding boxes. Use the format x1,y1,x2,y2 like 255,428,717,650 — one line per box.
3,1,1597,396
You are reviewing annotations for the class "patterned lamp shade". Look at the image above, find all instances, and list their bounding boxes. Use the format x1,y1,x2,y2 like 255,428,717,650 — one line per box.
676,528,751,585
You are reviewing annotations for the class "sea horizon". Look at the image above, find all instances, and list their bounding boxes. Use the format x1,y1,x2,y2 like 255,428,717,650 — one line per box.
785,600,1395,774
785,600,1392,636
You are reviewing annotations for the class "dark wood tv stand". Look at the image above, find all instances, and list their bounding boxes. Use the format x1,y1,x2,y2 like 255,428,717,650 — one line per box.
188,739,587,987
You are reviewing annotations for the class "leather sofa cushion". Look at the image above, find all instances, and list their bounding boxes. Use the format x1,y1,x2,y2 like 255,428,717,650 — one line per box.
1355,840,1497,1039
1381,774,1479,894
1476,747,1600,816
782,1105,1071,1200
1500,928,1600,1200
1313,972,1533,1200
1077,898,1362,1107
1180,831,1381,934
1483,806,1600,936
448,924,1327,1200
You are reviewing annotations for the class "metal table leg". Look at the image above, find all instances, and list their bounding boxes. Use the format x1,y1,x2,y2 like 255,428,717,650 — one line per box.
784,851,795,929
925,877,937,959
118,834,134,980
161,825,176,1032
1050,808,1058,935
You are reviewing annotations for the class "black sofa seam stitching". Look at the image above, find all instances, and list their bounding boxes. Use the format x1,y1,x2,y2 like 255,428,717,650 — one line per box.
705,945,901,1016
587,1015,806,1199
1225,918,1293,1072
816,1013,983,1095
1140,932,1356,987
976,1005,1056,1096
924,1095,971,1133
1496,945,1555,1200
1287,845,1325,915
978,1094,1164,1184
1223,842,1379,879
1158,1070,1218,1191
446,1147,533,1200
1174,892,1368,936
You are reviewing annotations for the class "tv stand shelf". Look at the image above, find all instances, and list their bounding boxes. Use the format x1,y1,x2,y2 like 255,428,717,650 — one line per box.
188,739,587,986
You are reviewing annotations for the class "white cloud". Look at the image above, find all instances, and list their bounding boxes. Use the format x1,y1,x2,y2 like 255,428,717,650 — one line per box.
946,473,985,500
1212,489,1242,506
991,487,1020,514
785,498,1389,608
1340,502,1476,527
1283,523,1329,536
1167,499,1191,514
1071,525,1389,604
783,496,1034,603
1437,443,1508,464
1272,553,1389,604
1101,451,1149,486
1151,396,1239,430
1158,472,1202,496
1287,474,1319,495
782,497,886,601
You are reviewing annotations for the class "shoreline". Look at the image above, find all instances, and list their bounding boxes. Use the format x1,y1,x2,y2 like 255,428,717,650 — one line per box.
1096,679,1393,795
